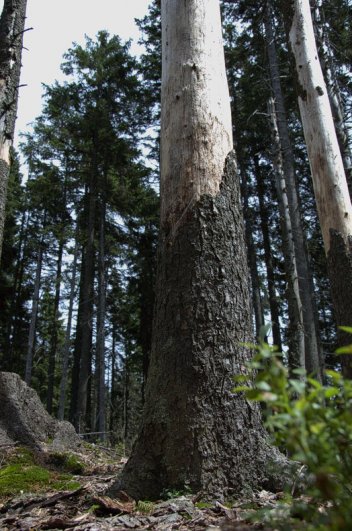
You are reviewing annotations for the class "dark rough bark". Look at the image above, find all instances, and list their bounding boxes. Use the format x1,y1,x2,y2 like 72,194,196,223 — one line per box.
0,0,27,263
327,230,352,378
108,154,289,500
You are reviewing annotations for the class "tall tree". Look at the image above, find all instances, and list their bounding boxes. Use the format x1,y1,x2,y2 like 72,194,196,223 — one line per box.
265,1,322,379
278,0,352,377
0,0,27,263
110,0,287,500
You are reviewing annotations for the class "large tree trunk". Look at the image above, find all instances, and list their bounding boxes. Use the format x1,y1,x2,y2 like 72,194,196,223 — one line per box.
0,0,27,263
265,1,322,380
280,0,352,377
110,0,287,500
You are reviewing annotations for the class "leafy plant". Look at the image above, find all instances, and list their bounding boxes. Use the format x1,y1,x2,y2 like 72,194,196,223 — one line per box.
233,330,352,530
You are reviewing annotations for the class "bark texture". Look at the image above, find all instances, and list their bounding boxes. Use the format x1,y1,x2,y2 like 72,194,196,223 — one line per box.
0,0,27,263
160,0,232,231
109,154,289,500
327,231,352,378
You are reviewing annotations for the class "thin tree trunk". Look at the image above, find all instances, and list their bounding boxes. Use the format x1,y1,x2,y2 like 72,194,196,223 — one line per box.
96,200,106,441
265,2,322,379
109,324,117,437
0,0,27,263
75,174,97,430
240,163,265,339
58,235,79,421
46,238,64,413
4,207,28,370
25,215,45,385
268,98,305,371
279,0,352,377
110,0,288,500
254,157,283,352
123,356,129,449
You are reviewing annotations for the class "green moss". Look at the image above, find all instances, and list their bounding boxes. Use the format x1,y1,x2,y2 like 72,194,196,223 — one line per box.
195,501,213,509
50,479,81,491
0,463,50,496
136,500,155,514
0,448,81,498
49,453,85,474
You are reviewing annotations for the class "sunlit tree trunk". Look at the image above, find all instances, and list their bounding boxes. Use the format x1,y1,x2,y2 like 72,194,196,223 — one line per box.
265,2,322,379
311,0,352,193
279,0,352,377
110,0,287,500
0,0,27,263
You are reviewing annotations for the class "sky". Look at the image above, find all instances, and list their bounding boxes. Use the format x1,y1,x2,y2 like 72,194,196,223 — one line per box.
0,0,151,146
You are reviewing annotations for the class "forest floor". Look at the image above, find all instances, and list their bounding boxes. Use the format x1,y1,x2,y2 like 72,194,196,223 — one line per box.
0,444,305,530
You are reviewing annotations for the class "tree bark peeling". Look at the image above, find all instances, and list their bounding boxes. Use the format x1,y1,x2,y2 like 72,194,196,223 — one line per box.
108,154,289,500
160,0,232,232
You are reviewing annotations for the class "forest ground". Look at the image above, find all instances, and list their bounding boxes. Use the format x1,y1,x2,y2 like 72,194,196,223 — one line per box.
0,443,307,530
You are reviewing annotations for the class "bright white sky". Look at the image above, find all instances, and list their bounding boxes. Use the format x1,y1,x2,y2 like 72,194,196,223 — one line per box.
0,0,151,146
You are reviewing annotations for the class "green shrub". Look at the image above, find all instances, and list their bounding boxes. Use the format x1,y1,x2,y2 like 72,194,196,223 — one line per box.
233,331,352,530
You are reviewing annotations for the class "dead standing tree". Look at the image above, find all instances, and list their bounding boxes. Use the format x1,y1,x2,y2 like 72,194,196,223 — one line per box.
0,0,28,263
109,0,288,500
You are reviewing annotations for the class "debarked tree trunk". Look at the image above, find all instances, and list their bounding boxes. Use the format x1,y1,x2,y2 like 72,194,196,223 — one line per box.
109,154,288,500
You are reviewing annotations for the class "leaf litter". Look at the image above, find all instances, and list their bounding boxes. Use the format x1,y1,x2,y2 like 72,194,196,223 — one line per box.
0,445,305,530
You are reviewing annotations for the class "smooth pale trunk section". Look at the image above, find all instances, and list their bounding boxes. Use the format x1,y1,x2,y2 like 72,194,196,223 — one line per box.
288,0,352,252
160,0,233,231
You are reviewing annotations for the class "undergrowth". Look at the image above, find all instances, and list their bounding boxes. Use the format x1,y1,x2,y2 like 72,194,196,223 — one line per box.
233,326,352,530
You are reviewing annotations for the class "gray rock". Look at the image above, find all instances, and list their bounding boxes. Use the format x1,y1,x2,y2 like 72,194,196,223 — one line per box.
0,372,81,450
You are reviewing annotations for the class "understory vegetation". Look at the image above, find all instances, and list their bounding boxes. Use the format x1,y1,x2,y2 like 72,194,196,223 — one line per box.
234,328,352,529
